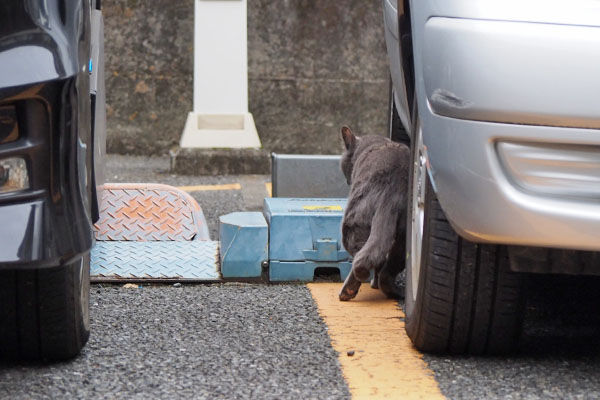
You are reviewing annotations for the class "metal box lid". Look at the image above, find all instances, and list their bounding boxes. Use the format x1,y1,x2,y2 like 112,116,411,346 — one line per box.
263,198,349,262
271,154,349,198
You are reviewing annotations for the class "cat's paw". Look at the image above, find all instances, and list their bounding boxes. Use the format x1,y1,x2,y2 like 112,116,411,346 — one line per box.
339,287,359,301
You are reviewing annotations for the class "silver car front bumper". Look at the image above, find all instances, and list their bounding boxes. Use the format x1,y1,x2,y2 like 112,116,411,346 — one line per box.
413,3,600,251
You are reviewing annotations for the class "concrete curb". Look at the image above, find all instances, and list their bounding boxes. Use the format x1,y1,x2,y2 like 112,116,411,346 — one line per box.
170,147,271,176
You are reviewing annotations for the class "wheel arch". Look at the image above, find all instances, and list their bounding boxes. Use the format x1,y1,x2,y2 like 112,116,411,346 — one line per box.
385,0,416,135
398,0,415,128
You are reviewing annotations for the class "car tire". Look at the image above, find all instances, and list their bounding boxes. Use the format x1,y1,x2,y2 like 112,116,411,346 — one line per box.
404,106,526,355
0,257,91,361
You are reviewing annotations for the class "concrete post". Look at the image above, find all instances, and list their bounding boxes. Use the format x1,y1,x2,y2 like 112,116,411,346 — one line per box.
179,0,261,149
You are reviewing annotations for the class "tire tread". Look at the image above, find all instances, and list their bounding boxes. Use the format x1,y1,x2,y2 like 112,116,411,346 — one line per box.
407,180,525,355
0,260,89,361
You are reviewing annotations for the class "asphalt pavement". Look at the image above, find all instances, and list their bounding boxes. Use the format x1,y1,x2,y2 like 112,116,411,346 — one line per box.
2,155,600,399
0,284,349,399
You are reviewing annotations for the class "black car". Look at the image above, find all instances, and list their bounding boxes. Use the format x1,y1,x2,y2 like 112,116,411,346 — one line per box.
0,0,105,360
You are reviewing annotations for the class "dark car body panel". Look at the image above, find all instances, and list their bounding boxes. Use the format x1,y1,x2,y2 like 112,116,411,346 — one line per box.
0,0,95,267
0,1,85,87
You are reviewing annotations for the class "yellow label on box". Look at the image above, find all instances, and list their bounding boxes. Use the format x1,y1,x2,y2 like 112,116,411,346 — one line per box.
302,205,343,211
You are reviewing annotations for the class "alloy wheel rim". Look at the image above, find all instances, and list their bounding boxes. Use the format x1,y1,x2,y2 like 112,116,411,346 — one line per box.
80,258,90,331
410,122,426,302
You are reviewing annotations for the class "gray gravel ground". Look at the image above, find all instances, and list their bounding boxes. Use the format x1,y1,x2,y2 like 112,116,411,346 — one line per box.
0,284,350,400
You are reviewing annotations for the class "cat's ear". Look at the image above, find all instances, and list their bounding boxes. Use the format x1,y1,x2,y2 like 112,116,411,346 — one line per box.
341,126,357,150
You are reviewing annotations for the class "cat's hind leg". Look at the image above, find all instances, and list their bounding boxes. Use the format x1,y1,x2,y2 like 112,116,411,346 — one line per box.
371,269,379,289
350,202,399,282
377,232,406,299
339,270,362,301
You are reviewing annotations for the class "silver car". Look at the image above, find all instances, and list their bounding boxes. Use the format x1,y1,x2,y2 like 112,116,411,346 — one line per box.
383,0,600,354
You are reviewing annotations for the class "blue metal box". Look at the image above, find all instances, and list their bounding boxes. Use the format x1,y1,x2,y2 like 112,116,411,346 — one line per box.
263,198,351,281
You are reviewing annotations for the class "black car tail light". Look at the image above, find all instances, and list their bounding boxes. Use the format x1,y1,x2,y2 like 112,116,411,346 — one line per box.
0,105,19,144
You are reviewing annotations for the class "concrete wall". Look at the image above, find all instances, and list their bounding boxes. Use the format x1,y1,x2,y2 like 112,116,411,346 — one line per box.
104,0,389,156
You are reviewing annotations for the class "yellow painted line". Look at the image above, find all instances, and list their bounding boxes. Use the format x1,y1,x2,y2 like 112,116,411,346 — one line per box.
177,183,242,192
265,182,272,197
307,283,444,400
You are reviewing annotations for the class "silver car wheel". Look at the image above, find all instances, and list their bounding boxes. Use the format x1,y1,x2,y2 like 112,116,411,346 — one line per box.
410,120,426,302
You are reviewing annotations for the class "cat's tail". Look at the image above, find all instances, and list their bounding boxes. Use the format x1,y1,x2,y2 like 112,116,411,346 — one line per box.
351,199,403,281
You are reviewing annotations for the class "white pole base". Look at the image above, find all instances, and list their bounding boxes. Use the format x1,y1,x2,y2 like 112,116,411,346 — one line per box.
179,112,261,149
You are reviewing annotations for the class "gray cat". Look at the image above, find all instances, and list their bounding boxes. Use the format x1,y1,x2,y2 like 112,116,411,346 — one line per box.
339,126,409,301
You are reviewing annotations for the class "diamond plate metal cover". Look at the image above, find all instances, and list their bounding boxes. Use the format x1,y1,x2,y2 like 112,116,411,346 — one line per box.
94,183,210,241
91,241,221,282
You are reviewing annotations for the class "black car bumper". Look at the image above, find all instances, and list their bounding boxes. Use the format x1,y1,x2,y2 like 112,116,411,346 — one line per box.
0,78,94,268
0,199,90,267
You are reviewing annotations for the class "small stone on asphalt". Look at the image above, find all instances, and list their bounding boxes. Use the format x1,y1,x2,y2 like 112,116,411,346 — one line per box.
123,283,139,289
